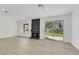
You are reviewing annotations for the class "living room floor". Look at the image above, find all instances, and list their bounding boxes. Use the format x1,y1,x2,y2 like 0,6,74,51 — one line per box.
0,37,79,55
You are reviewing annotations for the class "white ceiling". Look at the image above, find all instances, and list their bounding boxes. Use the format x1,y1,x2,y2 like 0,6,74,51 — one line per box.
0,4,77,20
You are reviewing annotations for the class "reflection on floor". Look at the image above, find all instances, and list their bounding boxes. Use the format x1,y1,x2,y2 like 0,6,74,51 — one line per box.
45,35,63,41
0,37,79,55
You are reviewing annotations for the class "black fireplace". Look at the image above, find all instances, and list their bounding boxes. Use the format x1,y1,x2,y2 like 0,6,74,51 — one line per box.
31,19,40,39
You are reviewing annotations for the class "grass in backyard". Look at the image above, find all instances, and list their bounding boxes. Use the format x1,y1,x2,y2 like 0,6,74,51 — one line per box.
45,32,63,37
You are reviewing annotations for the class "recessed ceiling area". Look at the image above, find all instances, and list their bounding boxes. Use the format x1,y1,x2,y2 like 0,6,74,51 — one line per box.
0,4,76,20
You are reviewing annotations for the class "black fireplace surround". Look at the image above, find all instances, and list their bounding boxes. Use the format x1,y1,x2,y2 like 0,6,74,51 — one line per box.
31,19,40,39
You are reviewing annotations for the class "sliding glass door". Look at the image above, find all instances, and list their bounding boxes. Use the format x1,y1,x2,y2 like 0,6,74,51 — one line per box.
45,20,63,41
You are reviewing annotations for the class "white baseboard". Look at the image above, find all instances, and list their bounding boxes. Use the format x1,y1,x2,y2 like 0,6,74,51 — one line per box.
0,35,17,39
71,41,79,50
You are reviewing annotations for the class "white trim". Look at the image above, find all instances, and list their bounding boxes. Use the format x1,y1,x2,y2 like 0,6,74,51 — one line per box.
0,35,17,39
71,41,79,50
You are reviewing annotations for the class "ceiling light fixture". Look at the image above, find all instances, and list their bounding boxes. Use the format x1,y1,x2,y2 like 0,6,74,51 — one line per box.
38,4,44,8
38,4,49,11
1,8,8,13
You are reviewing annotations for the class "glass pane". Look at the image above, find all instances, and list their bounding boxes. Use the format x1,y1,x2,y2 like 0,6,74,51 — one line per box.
45,20,63,41
53,20,63,41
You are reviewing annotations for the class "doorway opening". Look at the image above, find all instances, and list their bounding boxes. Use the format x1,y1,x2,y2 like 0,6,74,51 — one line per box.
45,20,64,41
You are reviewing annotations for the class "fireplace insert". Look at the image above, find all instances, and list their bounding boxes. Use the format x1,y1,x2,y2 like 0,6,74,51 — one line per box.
31,19,40,39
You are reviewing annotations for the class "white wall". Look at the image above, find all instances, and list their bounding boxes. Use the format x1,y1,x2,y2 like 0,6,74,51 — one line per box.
40,13,72,42
71,7,79,50
0,16,17,38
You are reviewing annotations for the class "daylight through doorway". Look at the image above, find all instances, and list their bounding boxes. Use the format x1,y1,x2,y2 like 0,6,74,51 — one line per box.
45,20,64,41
